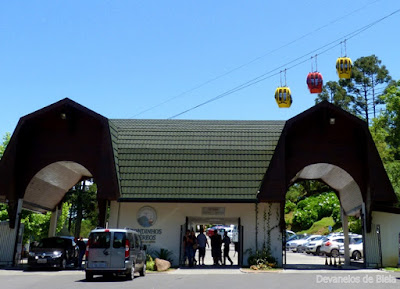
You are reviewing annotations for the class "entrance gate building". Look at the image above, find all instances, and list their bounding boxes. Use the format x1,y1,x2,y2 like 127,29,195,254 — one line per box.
0,98,399,267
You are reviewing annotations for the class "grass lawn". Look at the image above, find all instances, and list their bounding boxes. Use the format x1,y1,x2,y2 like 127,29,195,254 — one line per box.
297,217,335,235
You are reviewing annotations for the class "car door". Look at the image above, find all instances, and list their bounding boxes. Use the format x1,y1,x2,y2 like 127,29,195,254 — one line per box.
110,232,126,268
133,234,145,270
87,231,111,269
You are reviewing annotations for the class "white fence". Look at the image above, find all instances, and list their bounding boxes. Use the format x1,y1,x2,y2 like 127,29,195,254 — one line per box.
0,221,24,266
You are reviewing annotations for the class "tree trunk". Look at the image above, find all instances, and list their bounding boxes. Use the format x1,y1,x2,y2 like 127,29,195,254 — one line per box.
74,180,85,238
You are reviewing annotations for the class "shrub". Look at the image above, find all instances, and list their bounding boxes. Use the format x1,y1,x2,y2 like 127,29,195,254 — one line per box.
146,254,155,271
153,248,173,263
292,209,318,231
246,247,277,270
285,201,296,214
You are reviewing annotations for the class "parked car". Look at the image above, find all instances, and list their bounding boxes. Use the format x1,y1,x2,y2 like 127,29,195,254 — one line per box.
28,236,79,269
85,228,146,281
297,235,322,253
287,235,320,253
286,230,296,240
206,225,229,237
339,238,363,260
285,234,307,250
305,236,328,255
320,236,344,257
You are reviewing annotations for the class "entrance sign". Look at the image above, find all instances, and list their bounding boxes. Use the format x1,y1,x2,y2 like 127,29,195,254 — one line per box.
137,206,157,227
201,207,225,216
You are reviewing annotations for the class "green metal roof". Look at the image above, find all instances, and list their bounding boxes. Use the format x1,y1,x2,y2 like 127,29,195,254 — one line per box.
109,119,285,202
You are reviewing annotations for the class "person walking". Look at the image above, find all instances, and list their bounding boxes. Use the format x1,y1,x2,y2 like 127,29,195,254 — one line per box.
76,237,86,269
222,231,234,265
196,228,209,265
183,230,195,267
210,229,222,265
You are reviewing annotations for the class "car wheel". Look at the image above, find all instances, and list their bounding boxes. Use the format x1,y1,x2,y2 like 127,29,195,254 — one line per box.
331,249,339,258
140,263,146,277
297,246,302,253
126,265,135,280
315,246,321,256
352,250,362,260
86,271,93,281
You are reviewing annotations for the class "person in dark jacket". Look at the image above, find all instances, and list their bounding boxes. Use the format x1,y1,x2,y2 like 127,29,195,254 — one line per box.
210,229,222,265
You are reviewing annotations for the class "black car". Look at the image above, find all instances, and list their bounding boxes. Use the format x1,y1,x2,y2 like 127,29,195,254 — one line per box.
28,237,79,269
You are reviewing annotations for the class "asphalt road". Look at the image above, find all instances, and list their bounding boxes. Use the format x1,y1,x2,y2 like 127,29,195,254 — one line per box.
1,268,399,289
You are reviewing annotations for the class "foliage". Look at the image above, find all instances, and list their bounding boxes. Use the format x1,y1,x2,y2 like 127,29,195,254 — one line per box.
284,201,296,214
0,132,10,159
146,254,156,271
298,217,334,235
21,202,71,245
338,55,391,125
152,248,174,263
291,192,340,231
245,247,277,270
370,81,400,204
348,216,362,235
64,181,98,237
315,81,354,113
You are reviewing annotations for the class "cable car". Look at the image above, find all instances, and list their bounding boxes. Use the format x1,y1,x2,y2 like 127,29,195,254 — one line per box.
306,72,323,94
275,87,292,108
336,57,352,79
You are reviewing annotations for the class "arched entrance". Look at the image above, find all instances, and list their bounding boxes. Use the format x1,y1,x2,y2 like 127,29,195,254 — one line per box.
285,163,364,268
258,101,398,268
0,98,120,229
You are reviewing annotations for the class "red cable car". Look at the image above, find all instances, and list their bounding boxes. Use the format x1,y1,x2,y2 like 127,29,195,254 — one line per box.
306,72,323,94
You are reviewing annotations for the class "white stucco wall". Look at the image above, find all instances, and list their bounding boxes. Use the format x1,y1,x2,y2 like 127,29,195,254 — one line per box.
108,201,282,267
366,211,400,267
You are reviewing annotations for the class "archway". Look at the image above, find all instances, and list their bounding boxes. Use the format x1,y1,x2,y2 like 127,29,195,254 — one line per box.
24,161,93,213
258,101,397,268
0,98,120,229
284,163,364,268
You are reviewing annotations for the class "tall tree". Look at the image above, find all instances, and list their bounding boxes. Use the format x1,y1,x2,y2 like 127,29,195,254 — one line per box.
340,55,391,125
370,81,400,204
315,81,354,112
64,180,98,238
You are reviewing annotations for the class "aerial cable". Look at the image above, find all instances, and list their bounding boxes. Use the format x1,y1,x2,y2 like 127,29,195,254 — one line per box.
130,0,383,118
168,8,400,119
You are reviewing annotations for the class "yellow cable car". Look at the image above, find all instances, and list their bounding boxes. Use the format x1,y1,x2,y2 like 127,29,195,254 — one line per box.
336,57,352,79
275,87,292,108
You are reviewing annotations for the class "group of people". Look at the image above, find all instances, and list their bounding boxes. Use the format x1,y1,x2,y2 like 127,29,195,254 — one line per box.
183,228,234,267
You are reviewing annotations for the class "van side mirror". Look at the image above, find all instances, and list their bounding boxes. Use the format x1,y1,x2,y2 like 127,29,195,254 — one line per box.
142,245,147,251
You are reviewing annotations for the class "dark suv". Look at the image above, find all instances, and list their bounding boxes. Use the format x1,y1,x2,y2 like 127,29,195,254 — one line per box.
28,236,79,269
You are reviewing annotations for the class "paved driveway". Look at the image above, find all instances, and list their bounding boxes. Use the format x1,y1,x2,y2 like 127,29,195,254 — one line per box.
0,267,399,289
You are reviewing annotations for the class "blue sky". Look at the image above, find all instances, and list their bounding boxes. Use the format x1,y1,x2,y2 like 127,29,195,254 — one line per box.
1,0,399,138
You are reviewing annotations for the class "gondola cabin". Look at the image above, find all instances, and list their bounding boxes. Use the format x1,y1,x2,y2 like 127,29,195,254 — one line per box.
306,72,323,94
275,87,292,108
336,57,352,79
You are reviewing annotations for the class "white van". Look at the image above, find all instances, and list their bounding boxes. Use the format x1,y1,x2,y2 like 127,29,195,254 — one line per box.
85,228,147,281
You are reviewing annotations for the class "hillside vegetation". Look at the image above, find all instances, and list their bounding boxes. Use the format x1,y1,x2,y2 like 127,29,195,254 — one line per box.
285,182,362,235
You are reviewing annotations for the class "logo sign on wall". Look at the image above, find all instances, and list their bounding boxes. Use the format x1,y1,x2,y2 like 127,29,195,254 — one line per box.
137,206,157,228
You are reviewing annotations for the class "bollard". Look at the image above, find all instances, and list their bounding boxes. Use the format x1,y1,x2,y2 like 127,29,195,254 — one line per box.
334,257,337,267
325,257,328,266
329,256,332,266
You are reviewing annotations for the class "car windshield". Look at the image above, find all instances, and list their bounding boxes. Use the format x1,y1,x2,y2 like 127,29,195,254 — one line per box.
89,232,111,249
36,238,68,248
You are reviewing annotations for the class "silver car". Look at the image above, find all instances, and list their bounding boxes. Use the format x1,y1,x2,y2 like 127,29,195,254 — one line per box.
85,228,147,281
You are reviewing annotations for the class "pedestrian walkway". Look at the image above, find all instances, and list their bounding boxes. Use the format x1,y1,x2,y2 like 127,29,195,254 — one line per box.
171,265,242,275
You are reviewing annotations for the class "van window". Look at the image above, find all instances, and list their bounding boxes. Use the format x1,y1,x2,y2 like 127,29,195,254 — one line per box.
113,232,126,249
89,232,110,249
